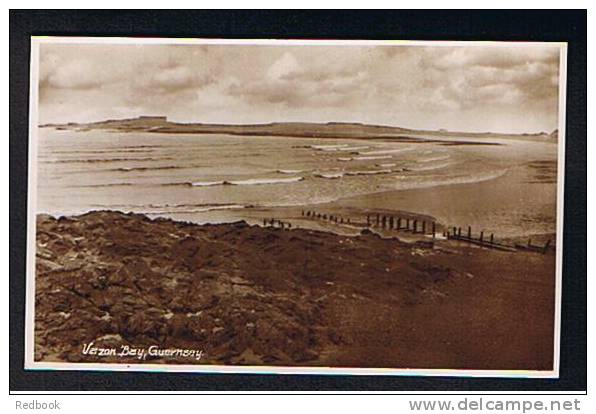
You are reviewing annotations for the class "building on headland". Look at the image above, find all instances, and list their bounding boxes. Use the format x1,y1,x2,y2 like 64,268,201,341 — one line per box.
131,116,169,126
137,116,168,122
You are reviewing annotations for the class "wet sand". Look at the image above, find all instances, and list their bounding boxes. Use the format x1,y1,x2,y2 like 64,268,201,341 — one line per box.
35,210,555,370
328,162,557,239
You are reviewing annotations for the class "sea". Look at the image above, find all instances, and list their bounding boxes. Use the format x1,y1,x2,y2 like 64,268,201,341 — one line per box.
35,128,559,238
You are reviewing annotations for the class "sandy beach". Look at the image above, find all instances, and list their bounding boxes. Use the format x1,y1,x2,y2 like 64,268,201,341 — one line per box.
35,210,555,370
201,158,557,246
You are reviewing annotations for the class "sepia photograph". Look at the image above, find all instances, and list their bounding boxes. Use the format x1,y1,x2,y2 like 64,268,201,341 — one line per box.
25,37,567,376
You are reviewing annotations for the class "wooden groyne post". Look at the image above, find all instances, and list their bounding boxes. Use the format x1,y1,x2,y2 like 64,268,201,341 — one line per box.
516,238,553,254
448,225,517,252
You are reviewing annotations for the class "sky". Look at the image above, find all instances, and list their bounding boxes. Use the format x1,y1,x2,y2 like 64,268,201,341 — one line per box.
37,41,562,134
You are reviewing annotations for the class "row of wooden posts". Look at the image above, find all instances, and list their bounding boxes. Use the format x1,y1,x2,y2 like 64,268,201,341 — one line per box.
516,238,553,255
262,218,293,229
302,210,439,238
445,225,513,252
446,226,552,254
365,213,437,237
261,210,553,255
301,210,353,225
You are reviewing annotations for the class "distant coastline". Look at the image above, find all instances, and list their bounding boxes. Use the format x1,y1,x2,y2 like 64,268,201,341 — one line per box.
40,116,558,143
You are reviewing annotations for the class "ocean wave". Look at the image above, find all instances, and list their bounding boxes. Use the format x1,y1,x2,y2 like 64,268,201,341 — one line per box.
42,157,175,164
417,155,450,163
408,162,453,172
396,169,509,191
341,146,370,151
358,147,414,156
345,169,393,176
145,204,248,214
72,182,135,188
119,145,164,150
353,155,393,161
89,202,249,214
277,169,304,174
337,157,353,162
229,177,305,185
190,176,305,187
48,148,155,155
190,180,225,187
314,172,344,179
52,164,204,175
311,144,349,151
115,165,180,172
376,163,397,168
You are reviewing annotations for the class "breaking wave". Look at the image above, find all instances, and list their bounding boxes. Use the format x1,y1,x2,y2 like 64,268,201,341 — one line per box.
188,176,305,187
314,172,344,179
395,169,509,191
90,202,249,214
408,162,453,172
345,169,393,176
358,147,414,156
144,204,248,214
42,157,175,164
277,169,304,174
189,181,225,187
341,146,370,151
417,155,450,163
353,155,393,161
114,165,181,172
310,144,349,151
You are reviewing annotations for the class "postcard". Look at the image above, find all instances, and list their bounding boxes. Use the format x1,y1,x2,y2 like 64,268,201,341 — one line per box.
25,37,567,376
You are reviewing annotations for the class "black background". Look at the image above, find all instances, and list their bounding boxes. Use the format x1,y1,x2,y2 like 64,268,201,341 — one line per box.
9,10,587,392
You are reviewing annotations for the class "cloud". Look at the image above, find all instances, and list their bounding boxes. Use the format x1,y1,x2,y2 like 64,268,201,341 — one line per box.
44,60,104,90
266,52,300,80
37,42,563,133
430,46,559,70
146,65,211,92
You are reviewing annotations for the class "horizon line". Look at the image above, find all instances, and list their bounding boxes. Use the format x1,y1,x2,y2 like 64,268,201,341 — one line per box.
40,115,558,136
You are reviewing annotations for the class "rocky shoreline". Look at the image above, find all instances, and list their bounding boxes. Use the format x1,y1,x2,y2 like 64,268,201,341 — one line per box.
34,210,555,369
